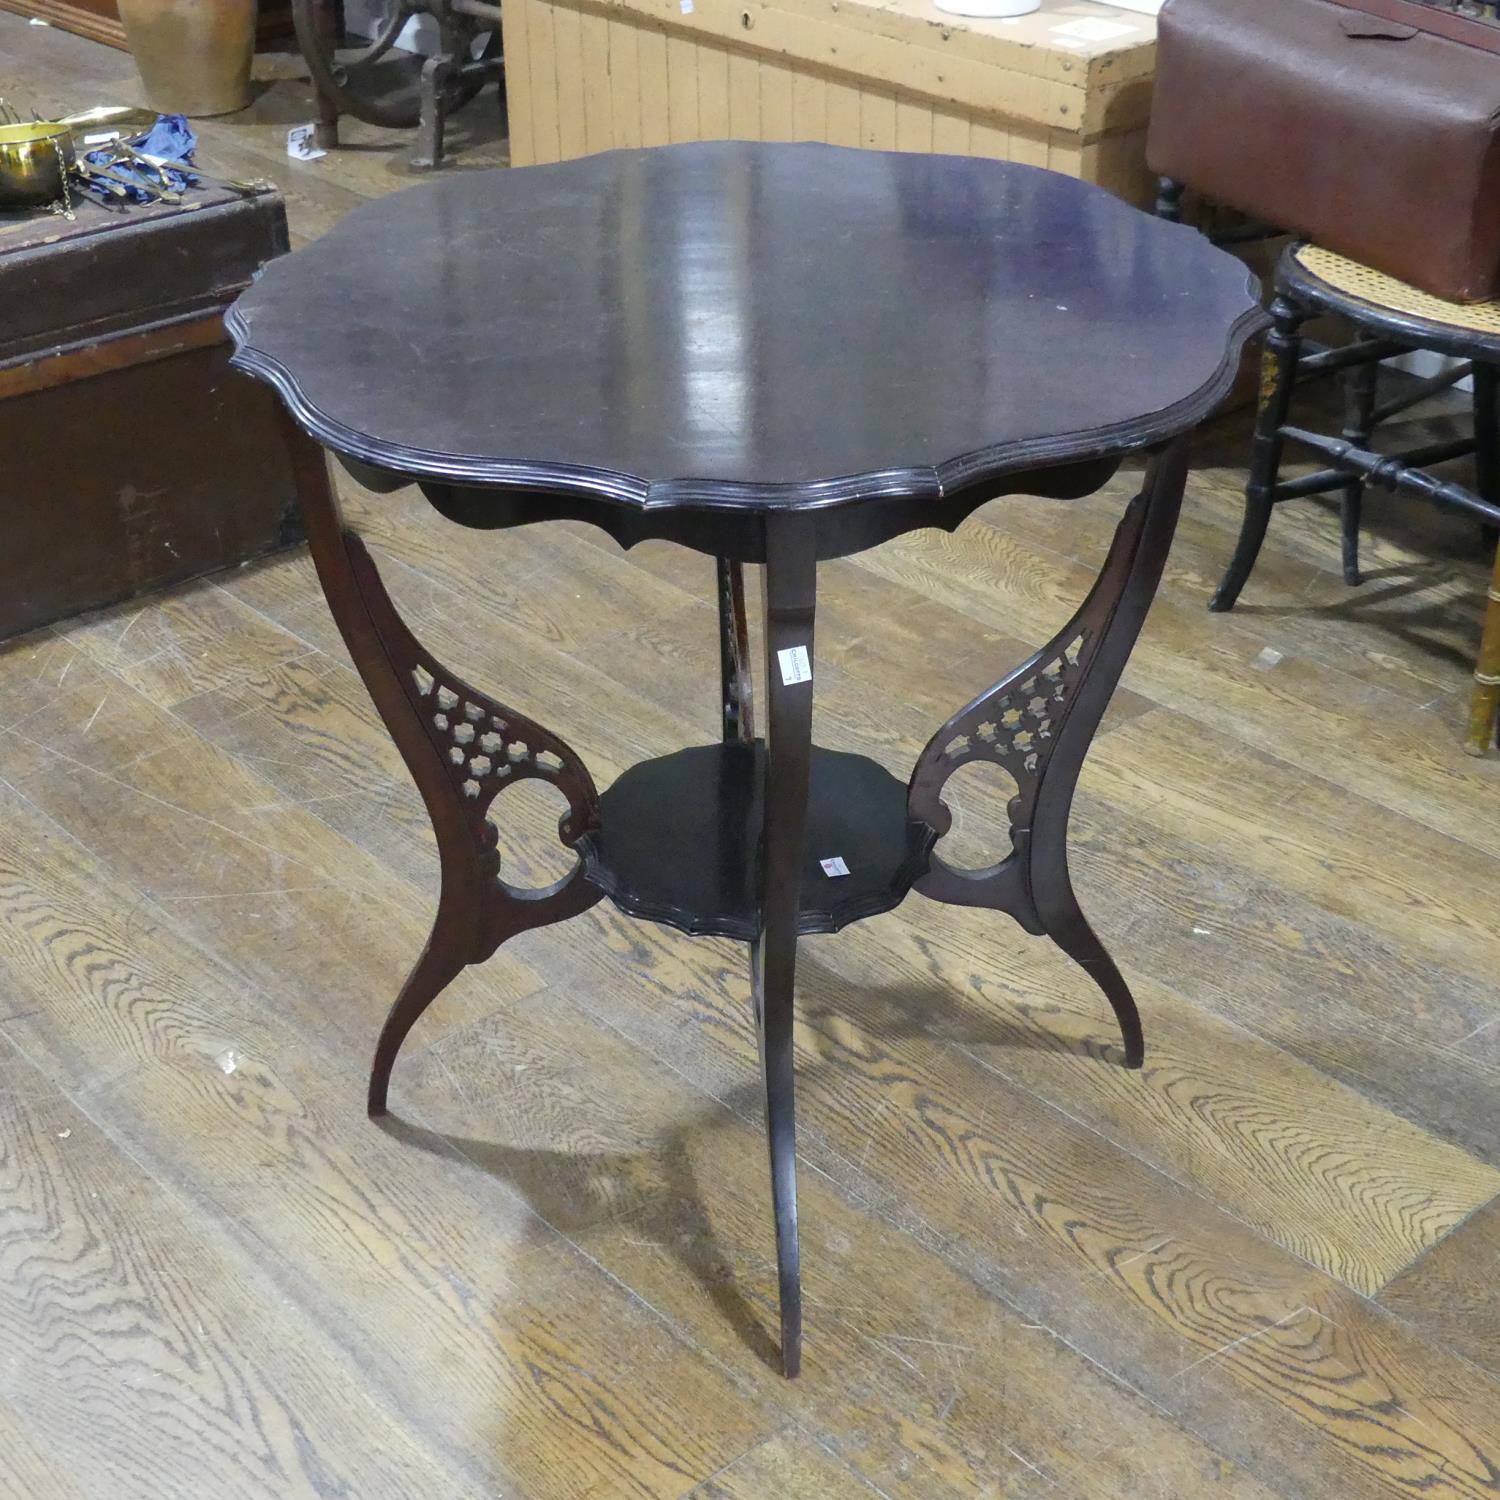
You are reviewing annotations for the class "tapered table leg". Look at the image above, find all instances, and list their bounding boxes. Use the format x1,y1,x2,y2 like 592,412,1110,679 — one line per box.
717,557,755,743
753,515,817,1377
908,440,1190,1067
281,410,602,1112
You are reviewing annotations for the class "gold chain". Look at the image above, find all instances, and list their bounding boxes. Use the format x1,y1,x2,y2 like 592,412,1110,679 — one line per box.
50,137,75,222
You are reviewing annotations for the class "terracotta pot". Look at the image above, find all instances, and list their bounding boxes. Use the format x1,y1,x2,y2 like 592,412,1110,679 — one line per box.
117,0,258,117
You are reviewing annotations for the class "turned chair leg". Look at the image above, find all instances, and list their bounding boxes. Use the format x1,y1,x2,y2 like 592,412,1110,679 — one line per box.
412,54,453,169
1467,364,1500,756
311,0,341,150
313,85,341,151
1339,355,1379,587
753,517,817,1377
1211,294,1306,612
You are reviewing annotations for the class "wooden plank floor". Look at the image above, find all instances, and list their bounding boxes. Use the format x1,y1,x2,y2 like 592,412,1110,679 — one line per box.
4,16,1500,1498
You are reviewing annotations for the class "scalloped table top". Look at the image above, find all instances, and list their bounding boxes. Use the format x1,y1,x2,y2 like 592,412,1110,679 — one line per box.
228,141,1264,511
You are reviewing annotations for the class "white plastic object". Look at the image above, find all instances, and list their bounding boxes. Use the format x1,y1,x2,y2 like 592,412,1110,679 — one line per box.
933,0,1040,16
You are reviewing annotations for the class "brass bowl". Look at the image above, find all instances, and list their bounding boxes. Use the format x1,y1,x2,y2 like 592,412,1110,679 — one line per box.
0,121,76,209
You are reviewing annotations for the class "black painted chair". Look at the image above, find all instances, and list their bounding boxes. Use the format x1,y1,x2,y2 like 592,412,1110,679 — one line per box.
1211,242,1500,754
1148,0,1500,753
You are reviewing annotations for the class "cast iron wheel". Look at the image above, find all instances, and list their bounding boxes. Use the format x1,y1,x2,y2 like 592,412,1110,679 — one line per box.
293,0,501,130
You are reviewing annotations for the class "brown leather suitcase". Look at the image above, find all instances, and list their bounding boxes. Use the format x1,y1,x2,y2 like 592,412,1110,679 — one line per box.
0,180,303,640
1146,0,1500,302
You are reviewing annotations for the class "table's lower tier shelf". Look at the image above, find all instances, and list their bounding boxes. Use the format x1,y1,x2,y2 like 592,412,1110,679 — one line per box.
576,741,936,940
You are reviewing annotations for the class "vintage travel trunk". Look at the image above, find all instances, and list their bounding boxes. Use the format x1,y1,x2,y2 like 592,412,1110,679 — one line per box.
0,181,303,640
1149,0,1500,301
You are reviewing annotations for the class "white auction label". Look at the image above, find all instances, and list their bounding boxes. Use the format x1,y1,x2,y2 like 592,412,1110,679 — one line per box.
777,645,812,686
820,856,850,878
287,125,327,162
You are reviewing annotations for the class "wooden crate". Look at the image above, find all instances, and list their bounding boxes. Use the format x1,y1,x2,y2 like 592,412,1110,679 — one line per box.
502,0,1157,201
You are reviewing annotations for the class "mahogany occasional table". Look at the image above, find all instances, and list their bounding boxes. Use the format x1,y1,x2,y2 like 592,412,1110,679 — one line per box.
228,142,1264,1377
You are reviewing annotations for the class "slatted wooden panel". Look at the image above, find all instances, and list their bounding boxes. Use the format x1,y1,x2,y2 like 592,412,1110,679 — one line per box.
502,0,1156,203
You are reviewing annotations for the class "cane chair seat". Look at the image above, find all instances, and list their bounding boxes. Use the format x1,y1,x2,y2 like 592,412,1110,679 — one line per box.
1294,245,1500,339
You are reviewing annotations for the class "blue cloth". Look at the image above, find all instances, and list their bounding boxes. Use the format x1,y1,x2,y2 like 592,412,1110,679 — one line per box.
77,114,201,205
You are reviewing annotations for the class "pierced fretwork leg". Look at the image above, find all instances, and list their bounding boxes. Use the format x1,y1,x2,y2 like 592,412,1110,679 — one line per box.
754,516,817,1377
283,412,602,1113
908,441,1190,1068
717,557,755,743
371,935,468,1116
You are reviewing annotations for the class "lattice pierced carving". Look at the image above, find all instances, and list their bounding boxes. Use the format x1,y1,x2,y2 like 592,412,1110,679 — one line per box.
412,665,548,801
338,524,603,975
907,615,1098,917
935,630,1088,797
402,653,599,893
